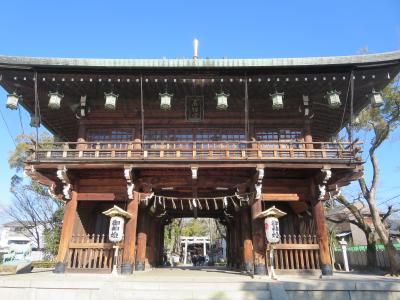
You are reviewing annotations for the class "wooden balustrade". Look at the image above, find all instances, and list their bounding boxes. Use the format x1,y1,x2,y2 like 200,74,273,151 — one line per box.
272,234,320,270
31,141,362,163
66,234,123,272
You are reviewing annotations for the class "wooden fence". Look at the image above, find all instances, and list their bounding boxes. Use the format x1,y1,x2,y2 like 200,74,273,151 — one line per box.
66,234,124,272
334,248,400,270
272,234,320,270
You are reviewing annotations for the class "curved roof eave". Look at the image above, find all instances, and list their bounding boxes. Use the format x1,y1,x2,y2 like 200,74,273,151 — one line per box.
0,50,400,70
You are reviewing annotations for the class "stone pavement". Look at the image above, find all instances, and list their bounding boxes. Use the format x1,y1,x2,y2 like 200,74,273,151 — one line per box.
1,266,400,299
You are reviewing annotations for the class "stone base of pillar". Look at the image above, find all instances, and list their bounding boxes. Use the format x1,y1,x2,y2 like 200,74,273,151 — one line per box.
121,262,133,274
53,262,66,273
243,262,254,273
135,261,145,271
254,264,266,275
320,264,333,276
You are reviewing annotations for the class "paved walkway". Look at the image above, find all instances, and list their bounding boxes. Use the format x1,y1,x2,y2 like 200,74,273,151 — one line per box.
1,267,400,299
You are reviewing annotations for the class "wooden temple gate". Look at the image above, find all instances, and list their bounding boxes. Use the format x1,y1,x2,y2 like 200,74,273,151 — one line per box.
1,50,398,276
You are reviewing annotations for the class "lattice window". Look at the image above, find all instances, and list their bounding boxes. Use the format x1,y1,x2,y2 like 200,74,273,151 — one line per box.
256,129,301,141
86,129,133,149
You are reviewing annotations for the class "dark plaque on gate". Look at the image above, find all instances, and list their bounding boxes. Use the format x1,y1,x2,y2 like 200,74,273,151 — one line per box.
185,96,204,122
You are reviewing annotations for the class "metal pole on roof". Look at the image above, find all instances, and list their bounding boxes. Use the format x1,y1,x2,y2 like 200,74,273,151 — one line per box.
140,76,144,142
34,71,39,155
349,70,354,148
244,75,249,140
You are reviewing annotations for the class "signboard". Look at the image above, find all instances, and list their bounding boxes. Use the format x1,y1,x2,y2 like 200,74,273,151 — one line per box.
109,216,125,242
264,217,280,243
186,96,204,122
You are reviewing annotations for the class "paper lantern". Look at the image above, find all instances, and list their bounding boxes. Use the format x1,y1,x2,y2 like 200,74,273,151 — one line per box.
159,92,173,110
270,92,284,110
6,92,20,110
216,92,229,110
369,90,383,107
48,92,64,110
326,90,341,108
104,92,119,110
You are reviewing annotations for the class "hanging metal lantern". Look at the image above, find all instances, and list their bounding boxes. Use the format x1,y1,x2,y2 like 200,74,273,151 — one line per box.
104,92,119,110
326,90,341,108
369,89,383,107
30,115,40,128
270,91,284,110
48,91,64,110
159,92,173,110
216,92,229,110
6,92,20,110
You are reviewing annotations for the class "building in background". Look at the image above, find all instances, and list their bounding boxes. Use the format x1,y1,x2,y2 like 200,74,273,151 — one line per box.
0,221,46,261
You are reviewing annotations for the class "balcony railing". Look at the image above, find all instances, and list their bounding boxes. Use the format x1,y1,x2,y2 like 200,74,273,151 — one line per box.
29,141,362,163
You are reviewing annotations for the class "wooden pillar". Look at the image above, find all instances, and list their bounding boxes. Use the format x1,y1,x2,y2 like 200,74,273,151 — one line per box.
251,198,266,275
158,223,164,266
304,120,313,157
312,198,333,275
231,221,238,269
77,120,86,150
241,207,254,273
135,207,148,271
225,226,231,267
121,191,139,274
234,213,242,269
148,217,157,268
54,182,79,273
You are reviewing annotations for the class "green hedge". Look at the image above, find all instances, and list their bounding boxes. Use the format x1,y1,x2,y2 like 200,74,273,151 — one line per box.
335,243,400,251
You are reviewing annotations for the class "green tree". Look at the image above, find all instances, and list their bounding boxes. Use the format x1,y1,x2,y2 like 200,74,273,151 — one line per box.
7,132,64,258
336,77,400,274
181,219,209,236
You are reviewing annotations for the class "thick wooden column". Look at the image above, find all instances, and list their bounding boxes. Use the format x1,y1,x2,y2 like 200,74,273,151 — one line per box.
148,216,158,268
76,120,86,150
251,198,266,275
158,223,165,266
241,207,254,273
304,120,313,157
148,217,157,268
231,221,238,269
135,207,148,271
305,122,333,276
121,191,139,274
54,183,79,273
312,198,333,275
234,213,242,269
226,225,232,267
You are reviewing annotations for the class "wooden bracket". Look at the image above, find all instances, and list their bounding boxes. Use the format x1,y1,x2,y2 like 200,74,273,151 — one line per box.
191,166,198,180
254,166,265,200
56,166,72,200
124,166,135,199
318,168,332,200
26,166,61,199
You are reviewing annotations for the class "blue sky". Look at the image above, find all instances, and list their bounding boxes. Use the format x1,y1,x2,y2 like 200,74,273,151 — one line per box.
0,0,400,219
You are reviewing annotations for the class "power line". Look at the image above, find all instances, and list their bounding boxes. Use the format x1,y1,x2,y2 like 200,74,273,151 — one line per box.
0,107,17,147
377,193,400,207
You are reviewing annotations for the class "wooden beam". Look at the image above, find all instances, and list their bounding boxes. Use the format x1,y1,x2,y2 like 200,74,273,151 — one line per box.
261,193,302,201
77,193,116,201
